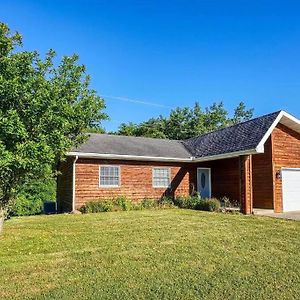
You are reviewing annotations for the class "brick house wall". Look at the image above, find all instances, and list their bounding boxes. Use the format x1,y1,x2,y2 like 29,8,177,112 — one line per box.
74,158,193,210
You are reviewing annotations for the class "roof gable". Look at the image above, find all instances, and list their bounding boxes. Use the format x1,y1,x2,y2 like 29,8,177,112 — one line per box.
183,111,281,158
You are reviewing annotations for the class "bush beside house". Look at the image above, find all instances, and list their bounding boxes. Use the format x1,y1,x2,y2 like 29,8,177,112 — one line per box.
80,195,222,214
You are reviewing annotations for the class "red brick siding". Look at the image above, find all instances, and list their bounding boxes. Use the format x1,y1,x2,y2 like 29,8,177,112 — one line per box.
57,157,74,212
272,124,300,212
75,159,192,209
252,137,274,209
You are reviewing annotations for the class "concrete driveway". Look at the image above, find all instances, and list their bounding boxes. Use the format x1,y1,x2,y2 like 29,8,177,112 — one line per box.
254,209,300,221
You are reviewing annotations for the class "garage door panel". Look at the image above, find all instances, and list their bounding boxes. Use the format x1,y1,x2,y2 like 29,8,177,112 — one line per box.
282,169,300,212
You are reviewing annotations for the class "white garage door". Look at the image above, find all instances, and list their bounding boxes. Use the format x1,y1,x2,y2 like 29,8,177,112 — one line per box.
282,169,300,212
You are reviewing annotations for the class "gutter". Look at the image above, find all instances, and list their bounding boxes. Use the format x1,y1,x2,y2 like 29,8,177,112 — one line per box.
72,155,79,212
191,149,259,162
67,148,259,164
67,152,194,163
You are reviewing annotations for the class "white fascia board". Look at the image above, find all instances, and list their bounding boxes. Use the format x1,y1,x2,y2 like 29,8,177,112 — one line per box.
255,111,284,152
255,111,300,152
192,149,258,162
67,149,259,163
67,152,194,163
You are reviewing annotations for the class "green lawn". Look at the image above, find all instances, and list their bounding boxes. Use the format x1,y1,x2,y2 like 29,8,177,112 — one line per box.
1,210,300,300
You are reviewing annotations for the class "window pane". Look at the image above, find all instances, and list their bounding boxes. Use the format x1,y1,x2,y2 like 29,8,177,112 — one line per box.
153,168,170,187
100,166,120,186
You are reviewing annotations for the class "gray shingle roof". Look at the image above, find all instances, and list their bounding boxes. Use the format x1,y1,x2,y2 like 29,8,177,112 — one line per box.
71,111,282,160
183,111,281,158
73,134,192,159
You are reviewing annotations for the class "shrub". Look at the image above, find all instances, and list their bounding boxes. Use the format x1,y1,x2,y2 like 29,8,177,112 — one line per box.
140,198,158,209
174,195,200,209
159,196,174,207
113,196,133,211
80,201,113,213
10,177,56,216
195,198,220,212
174,195,220,212
220,197,240,209
11,195,44,216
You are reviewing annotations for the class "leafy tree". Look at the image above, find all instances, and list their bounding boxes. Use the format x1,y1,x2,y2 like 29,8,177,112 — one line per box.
0,23,107,216
115,101,253,140
85,127,106,134
231,102,254,125
12,168,56,216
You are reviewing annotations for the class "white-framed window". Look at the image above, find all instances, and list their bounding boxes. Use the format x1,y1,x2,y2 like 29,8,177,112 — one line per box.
99,166,120,187
152,168,171,188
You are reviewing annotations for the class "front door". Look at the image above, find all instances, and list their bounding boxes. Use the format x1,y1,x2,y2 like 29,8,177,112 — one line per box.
197,168,211,198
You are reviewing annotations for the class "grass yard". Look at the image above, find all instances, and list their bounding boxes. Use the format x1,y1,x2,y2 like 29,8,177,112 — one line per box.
1,210,300,300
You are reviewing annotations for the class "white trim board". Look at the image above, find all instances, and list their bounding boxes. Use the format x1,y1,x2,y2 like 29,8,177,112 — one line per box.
67,152,193,162
256,110,300,152
67,149,257,163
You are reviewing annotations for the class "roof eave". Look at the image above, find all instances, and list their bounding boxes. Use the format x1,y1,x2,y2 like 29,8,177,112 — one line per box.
67,152,194,163
192,148,259,163
67,149,260,163
256,110,300,151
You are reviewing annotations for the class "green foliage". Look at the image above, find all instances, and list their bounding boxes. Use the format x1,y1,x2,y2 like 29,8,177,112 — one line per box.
80,196,176,213
11,175,56,216
174,195,220,212
194,198,221,212
220,196,240,209
113,196,133,211
0,22,107,212
159,196,174,206
174,195,201,209
140,198,158,209
11,195,43,216
84,127,106,134
114,101,253,140
232,102,254,125
80,201,113,213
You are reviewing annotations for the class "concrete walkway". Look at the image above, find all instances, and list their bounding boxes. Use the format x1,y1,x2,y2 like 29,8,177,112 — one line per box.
254,209,300,221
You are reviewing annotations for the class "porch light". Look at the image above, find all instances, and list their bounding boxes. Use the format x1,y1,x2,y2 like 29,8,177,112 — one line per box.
276,170,282,180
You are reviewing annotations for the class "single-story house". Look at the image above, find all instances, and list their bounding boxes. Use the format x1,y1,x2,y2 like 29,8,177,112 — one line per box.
57,110,300,214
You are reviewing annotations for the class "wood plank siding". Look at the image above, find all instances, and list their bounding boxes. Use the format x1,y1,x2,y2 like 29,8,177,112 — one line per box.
252,137,274,209
240,155,253,214
74,159,192,210
57,157,74,212
196,158,240,201
272,124,300,212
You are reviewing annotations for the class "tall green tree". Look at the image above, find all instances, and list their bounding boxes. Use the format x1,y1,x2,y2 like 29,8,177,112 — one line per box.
0,23,107,215
114,101,253,140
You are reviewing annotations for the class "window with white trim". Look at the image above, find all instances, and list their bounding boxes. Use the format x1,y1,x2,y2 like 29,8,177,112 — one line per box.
153,168,171,188
99,166,120,187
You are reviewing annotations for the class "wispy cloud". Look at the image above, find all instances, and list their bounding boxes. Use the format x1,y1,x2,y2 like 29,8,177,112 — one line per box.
101,94,173,109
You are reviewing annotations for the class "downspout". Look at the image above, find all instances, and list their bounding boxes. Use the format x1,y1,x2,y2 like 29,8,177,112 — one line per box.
72,155,79,212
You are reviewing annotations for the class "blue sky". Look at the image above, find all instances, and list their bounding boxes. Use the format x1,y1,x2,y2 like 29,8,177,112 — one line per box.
1,0,300,131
